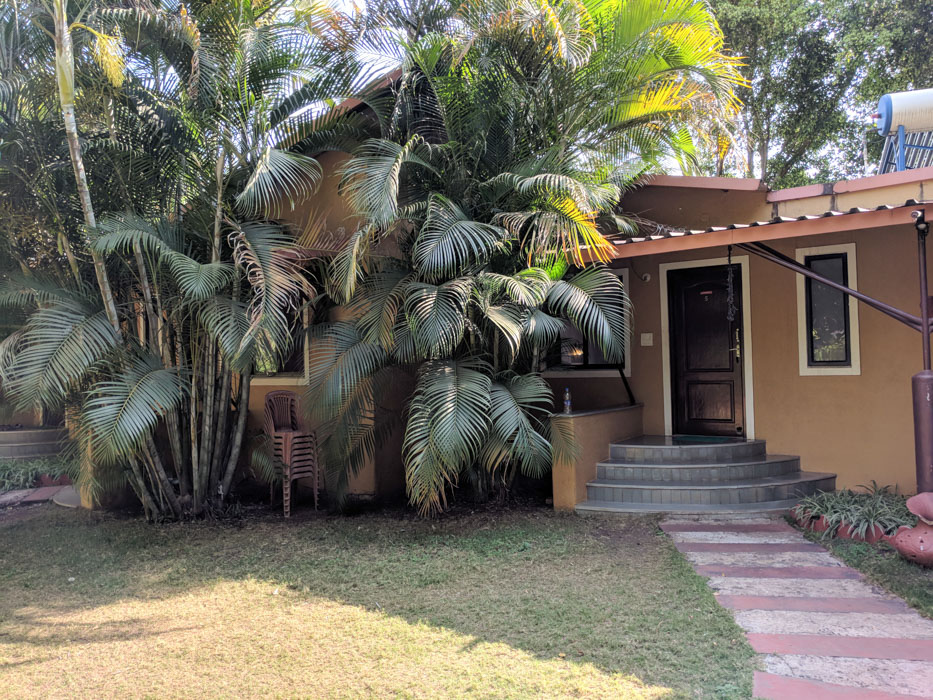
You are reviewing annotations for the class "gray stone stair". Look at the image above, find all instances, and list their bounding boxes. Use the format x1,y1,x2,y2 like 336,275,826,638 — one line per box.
576,435,835,515
0,428,68,460
576,498,803,516
597,454,801,482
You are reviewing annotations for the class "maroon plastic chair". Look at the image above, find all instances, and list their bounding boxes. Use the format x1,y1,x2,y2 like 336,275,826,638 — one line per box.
263,390,319,517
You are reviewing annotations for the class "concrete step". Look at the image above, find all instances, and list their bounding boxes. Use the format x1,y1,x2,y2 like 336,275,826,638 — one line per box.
597,454,800,482
609,435,767,464
0,428,67,445
576,498,802,516
0,441,66,459
585,471,836,507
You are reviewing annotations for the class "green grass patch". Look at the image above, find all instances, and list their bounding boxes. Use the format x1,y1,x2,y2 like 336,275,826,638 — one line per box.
814,536,933,619
0,507,756,699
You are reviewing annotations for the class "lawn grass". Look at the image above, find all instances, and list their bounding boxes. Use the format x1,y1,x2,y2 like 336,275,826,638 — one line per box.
813,536,933,619
0,506,756,699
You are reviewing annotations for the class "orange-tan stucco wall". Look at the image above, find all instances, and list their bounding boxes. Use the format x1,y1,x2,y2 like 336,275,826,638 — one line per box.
247,378,406,500
619,222,928,494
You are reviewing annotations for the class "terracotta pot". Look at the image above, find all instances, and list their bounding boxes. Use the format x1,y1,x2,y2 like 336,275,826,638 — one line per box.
793,512,812,529
888,523,933,567
858,524,886,545
37,474,72,487
837,522,854,539
809,515,830,533
907,493,933,525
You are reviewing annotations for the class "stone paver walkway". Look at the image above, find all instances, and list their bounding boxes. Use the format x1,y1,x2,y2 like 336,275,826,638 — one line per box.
661,517,933,699
0,485,64,508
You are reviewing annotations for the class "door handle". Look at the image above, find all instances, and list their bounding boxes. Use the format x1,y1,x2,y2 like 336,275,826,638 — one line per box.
730,327,741,361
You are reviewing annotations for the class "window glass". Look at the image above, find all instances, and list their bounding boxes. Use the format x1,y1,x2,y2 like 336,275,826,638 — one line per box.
552,327,622,369
805,253,850,365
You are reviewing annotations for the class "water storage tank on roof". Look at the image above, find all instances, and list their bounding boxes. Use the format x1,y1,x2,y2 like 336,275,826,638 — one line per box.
875,88,933,136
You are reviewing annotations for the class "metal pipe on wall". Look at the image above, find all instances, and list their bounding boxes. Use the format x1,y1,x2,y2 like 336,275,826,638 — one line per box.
912,210,933,493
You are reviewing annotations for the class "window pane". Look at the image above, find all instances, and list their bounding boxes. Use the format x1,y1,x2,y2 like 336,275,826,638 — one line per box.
587,337,607,366
806,254,849,365
560,324,585,365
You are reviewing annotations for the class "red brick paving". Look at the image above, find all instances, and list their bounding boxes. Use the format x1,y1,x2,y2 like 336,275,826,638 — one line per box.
20,486,64,503
660,521,794,533
694,564,862,579
665,518,933,698
748,634,933,662
676,541,822,553
753,671,926,699
716,594,909,614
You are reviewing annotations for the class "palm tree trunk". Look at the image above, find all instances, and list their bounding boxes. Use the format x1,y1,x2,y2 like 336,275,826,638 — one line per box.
189,348,201,511
209,366,232,495
174,331,192,498
198,343,217,499
52,0,121,336
133,243,160,349
57,231,81,284
212,145,224,263
128,457,158,522
147,437,183,518
221,370,251,499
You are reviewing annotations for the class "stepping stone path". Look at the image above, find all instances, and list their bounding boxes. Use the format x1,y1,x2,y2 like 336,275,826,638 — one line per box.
662,517,933,699
0,485,65,508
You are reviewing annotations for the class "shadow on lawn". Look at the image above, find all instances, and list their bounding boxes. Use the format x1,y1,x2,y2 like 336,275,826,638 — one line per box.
0,611,198,653
0,505,755,698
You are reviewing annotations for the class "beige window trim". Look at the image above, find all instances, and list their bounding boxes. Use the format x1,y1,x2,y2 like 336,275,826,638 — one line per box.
795,242,861,376
614,267,633,378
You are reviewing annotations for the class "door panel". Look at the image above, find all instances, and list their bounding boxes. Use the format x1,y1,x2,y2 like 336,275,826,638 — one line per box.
668,265,745,436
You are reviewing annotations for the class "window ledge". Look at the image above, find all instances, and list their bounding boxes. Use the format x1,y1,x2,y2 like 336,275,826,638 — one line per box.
542,368,628,379
250,373,307,386
552,403,643,419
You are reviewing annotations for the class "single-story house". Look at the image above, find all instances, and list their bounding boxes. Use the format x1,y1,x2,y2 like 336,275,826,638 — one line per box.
251,156,933,513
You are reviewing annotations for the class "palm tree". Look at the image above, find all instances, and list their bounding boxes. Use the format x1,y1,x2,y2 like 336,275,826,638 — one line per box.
306,0,742,514
0,0,361,519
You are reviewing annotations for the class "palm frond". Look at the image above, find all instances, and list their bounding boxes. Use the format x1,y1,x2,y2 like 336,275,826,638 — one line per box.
482,372,552,477
81,351,187,466
545,266,629,363
412,194,508,281
404,357,491,515
404,278,472,358
3,298,120,409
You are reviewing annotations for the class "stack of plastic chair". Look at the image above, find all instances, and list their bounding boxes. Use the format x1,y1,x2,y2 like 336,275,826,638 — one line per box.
262,390,319,517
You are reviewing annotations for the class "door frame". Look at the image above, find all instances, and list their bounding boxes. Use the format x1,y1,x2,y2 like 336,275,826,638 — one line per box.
659,256,756,439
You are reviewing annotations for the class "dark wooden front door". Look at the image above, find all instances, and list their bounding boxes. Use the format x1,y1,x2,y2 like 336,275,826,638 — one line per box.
668,265,745,437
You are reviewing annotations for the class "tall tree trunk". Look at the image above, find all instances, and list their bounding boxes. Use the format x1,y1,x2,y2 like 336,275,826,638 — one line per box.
758,139,769,183
221,370,251,499
212,145,224,263
147,437,183,519
174,326,192,497
57,230,81,284
133,242,160,350
209,366,232,496
198,344,217,500
52,0,121,336
128,457,158,522
189,347,201,512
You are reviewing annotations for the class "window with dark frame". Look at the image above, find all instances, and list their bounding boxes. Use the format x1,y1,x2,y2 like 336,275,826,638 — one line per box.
804,252,850,367
545,270,630,372
549,325,626,370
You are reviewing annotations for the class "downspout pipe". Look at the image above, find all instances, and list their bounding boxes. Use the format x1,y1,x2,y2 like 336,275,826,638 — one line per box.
911,210,933,493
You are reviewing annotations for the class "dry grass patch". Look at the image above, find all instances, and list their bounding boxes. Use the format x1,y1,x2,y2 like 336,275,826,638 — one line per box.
0,506,755,698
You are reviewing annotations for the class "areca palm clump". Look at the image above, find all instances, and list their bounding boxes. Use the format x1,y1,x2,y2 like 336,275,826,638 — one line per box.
307,0,742,514
0,0,365,519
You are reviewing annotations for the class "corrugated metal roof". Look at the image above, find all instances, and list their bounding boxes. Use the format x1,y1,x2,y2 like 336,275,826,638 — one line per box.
879,132,933,174
608,199,926,248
